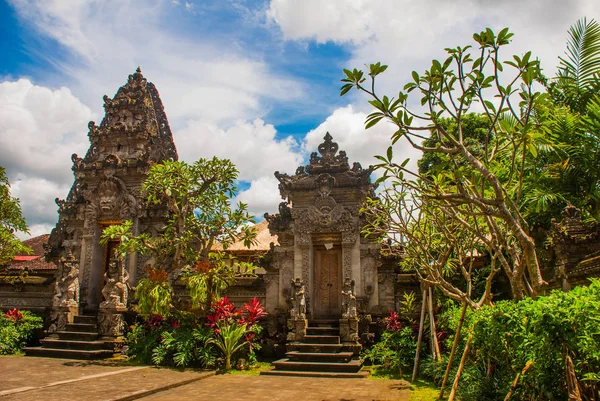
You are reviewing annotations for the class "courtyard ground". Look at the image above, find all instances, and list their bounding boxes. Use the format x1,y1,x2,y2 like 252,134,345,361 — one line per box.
0,356,411,401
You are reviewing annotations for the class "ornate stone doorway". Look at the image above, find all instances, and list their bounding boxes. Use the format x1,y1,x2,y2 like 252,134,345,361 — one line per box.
314,246,342,318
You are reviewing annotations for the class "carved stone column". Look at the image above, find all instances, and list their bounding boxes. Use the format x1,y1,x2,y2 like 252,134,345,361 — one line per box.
48,305,78,336
98,306,127,339
287,317,308,342
342,244,353,281
300,246,311,316
339,318,359,342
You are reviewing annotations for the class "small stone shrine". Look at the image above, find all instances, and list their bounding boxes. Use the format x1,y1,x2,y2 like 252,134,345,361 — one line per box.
264,133,393,319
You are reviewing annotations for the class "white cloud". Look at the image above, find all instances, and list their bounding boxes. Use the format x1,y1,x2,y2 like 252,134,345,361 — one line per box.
304,105,420,175
235,176,283,218
5,0,307,236
0,78,93,235
10,176,69,225
0,79,94,184
176,118,303,181
9,0,303,124
267,0,374,44
269,0,600,101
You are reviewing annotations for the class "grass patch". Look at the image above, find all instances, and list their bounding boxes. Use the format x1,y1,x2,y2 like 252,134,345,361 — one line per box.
223,361,272,376
409,379,442,401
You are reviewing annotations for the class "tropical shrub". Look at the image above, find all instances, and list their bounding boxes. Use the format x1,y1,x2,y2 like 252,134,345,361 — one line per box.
443,280,600,400
206,297,266,370
0,309,43,355
362,310,417,378
126,312,217,368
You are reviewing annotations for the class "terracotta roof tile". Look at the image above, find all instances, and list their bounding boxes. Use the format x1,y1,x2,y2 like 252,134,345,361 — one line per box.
212,220,278,252
19,234,50,256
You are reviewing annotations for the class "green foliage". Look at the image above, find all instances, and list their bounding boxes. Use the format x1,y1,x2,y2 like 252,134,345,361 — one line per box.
552,18,600,113
126,314,217,368
207,321,249,371
134,278,173,316
0,309,43,355
343,26,549,300
0,166,31,266
181,253,239,310
362,327,416,377
443,280,600,400
101,157,257,312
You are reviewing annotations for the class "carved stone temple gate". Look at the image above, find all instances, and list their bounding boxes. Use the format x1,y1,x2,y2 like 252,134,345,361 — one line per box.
43,68,176,339
265,133,387,319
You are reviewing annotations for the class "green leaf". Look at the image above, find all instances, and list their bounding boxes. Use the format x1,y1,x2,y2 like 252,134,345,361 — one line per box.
340,83,353,96
365,116,384,129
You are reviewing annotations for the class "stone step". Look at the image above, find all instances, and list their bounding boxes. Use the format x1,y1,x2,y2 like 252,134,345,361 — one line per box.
260,370,369,378
306,327,339,336
288,343,343,353
56,331,99,341
40,338,110,351
272,358,363,373
23,347,114,360
286,351,353,363
308,319,339,328
65,323,98,333
302,335,340,344
74,315,97,324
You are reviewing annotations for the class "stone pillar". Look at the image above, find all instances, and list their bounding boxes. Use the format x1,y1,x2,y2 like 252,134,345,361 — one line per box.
339,318,359,343
287,318,308,342
98,306,127,339
49,305,79,334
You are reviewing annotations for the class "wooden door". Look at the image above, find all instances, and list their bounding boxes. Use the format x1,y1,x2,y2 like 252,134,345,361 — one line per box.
314,248,341,317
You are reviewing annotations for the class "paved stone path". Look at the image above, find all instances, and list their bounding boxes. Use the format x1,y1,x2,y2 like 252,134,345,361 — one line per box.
0,356,410,401
145,375,411,401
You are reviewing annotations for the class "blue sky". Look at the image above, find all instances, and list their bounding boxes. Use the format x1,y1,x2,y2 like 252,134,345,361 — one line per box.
1,0,598,237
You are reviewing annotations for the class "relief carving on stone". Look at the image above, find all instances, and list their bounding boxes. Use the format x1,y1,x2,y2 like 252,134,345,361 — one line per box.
98,311,125,337
363,257,376,295
52,252,80,307
342,244,352,281
290,277,306,319
280,255,294,299
100,258,129,309
341,277,357,319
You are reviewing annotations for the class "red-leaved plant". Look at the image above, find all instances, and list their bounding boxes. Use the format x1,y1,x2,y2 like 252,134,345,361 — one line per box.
206,297,266,370
385,310,403,332
5,308,23,323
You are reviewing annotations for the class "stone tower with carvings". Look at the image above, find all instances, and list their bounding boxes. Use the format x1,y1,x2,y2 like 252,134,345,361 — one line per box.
46,68,178,311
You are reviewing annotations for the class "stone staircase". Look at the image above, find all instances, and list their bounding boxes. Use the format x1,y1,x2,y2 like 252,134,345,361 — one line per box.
262,319,367,378
24,315,114,359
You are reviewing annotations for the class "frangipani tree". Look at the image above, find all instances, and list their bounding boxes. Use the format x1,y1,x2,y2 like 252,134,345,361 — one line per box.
343,28,548,301
101,157,257,314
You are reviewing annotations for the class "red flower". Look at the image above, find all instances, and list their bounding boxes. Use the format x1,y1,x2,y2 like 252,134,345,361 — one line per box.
171,320,180,329
5,308,23,322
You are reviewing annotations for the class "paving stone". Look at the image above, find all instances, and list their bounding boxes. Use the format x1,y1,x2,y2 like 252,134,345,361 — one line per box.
141,375,410,401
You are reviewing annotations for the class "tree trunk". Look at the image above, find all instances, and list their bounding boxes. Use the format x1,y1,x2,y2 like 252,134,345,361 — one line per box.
448,332,472,401
428,287,442,362
504,361,533,401
565,352,582,401
225,354,231,371
412,288,428,382
439,301,467,399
